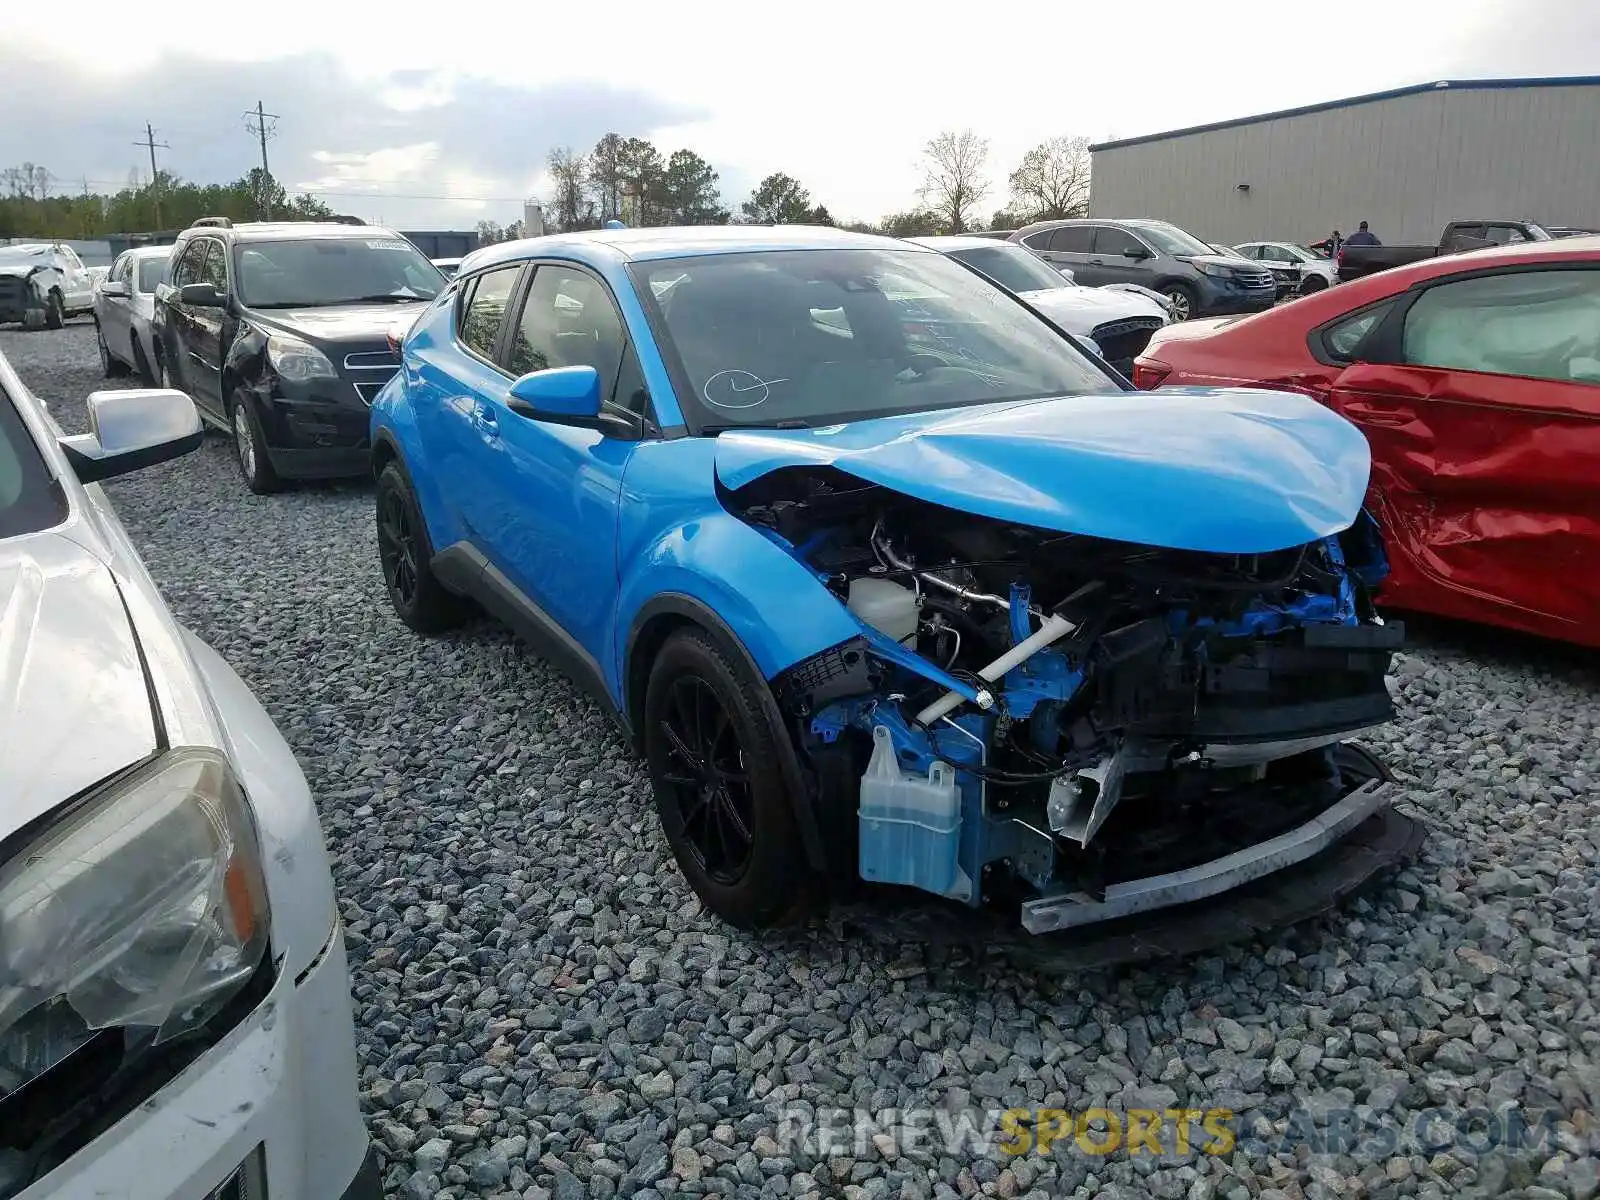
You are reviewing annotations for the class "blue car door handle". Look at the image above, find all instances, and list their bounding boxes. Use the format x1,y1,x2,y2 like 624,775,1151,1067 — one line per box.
474,403,499,438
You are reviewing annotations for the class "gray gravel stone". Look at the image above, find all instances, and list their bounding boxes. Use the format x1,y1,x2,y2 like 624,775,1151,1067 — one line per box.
13,326,1597,1200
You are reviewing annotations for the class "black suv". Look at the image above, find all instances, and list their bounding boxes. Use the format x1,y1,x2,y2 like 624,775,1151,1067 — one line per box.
152,217,447,492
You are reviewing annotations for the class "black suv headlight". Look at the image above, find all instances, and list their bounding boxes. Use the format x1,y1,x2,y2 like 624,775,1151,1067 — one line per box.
0,749,270,1100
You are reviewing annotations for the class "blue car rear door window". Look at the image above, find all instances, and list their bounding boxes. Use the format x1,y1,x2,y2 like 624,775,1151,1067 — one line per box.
459,266,521,364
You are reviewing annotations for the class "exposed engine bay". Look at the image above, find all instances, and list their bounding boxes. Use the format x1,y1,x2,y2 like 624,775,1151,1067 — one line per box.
731,467,1404,933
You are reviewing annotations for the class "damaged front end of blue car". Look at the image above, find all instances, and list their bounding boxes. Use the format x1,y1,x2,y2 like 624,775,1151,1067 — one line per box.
723,445,1404,935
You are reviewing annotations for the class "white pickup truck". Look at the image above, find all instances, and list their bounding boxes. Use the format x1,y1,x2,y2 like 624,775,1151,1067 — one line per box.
0,242,98,329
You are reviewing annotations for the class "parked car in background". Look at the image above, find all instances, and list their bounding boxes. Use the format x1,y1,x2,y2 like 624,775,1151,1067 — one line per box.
0,243,97,330
1134,235,1600,648
1548,226,1596,238
1209,242,1295,297
1012,219,1276,320
911,235,1170,376
1235,241,1339,295
370,224,1409,944
93,247,170,384
1335,219,1551,282
151,216,448,492
431,256,463,279
0,349,379,1200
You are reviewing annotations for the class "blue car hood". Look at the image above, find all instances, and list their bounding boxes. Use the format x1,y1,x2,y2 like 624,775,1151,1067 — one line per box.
713,388,1372,555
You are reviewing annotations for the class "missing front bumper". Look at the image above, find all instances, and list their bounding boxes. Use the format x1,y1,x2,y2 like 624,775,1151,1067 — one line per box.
1021,776,1395,933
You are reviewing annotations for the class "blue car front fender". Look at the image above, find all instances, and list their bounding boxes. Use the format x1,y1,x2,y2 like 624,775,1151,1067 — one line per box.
614,512,861,710
370,378,464,554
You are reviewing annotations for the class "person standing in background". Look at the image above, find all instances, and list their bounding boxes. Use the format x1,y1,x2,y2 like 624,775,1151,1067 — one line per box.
1344,221,1381,247
1312,230,1343,257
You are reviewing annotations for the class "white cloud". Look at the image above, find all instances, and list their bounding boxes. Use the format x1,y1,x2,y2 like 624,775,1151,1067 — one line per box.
6,0,1598,224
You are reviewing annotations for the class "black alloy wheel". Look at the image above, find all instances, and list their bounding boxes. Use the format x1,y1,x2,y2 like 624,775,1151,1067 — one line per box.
377,484,420,613
655,674,756,885
373,462,466,633
643,627,815,929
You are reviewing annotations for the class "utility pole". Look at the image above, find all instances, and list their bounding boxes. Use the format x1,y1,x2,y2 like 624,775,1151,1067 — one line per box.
243,101,280,218
135,123,170,230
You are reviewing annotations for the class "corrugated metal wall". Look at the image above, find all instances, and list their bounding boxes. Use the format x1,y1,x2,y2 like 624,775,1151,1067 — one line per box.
1089,84,1600,246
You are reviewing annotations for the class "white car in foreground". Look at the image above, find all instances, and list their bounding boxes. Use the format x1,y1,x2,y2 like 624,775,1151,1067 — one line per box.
911,235,1172,376
0,350,377,1200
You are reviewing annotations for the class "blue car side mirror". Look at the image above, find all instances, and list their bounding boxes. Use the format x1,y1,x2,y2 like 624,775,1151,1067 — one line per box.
508,365,601,418
506,366,639,438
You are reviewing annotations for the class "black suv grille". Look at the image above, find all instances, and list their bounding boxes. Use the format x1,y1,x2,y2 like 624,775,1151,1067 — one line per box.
342,347,401,406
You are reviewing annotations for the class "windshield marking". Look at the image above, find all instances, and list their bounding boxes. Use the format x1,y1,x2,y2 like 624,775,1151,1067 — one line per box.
703,370,788,410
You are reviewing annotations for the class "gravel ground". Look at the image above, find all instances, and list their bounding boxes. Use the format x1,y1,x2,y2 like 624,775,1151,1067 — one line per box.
7,321,1599,1200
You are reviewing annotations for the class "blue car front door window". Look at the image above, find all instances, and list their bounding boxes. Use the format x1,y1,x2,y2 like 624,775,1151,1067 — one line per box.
508,267,627,394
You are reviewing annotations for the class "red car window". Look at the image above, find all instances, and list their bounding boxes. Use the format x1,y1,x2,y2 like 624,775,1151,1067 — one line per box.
1401,269,1600,386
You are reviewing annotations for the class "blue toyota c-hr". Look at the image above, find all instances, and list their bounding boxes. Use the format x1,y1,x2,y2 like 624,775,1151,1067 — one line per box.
370,225,1407,940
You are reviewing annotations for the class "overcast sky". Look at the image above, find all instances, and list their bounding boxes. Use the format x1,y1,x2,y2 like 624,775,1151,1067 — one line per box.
6,0,1597,230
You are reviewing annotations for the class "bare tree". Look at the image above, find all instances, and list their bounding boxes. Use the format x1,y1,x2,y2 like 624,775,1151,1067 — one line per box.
547,146,594,231
919,130,990,234
1008,136,1092,222
587,134,625,223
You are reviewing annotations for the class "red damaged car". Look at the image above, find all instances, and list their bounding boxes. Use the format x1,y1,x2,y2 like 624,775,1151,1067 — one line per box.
1133,237,1600,648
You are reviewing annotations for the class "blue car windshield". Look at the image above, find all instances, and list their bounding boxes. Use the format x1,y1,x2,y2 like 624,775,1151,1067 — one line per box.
632,248,1114,432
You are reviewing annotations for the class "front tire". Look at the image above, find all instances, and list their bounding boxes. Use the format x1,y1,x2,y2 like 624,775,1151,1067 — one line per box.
229,388,282,494
375,462,467,633
97,321,130,376
45,291,65,330
644,628,815,929
1300,275,1328,295
1162,283,1196,322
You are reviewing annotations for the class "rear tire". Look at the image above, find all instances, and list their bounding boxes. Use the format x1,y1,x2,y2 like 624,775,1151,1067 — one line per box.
1162,283,1196,321
375,462,468,633
644,627,816,929
229,388,282,494
131,337,157,386
97,321,130,376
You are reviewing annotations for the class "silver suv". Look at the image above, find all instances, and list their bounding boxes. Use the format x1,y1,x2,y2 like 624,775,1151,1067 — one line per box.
1010,218,1276,321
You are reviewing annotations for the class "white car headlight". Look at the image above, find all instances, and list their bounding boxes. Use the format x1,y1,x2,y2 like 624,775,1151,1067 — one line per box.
1194,261,1230,277
0,749,270,1098
266,334,338,382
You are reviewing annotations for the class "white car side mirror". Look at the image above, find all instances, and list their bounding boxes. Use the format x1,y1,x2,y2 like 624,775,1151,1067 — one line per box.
58,389,203,483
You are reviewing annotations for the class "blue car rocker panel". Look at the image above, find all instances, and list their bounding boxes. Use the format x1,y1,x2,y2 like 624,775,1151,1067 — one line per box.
370,224,1409,940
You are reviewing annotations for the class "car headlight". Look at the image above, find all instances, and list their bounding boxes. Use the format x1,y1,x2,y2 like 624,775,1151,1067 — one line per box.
0,749,269,1099
1194,261,1233,278
266,334,338,382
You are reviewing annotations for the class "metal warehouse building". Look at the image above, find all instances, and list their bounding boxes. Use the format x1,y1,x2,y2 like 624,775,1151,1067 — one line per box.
1088,76,1600,247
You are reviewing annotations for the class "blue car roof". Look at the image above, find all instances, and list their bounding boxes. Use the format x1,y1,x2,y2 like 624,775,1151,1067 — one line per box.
459,224,931,274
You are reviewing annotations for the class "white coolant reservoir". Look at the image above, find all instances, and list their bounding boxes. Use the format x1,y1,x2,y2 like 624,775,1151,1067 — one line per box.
847,577,919,644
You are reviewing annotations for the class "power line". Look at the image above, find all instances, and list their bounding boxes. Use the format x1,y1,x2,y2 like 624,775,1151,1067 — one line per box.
134,123,170,228
288,188,527,201
37,176,529,206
